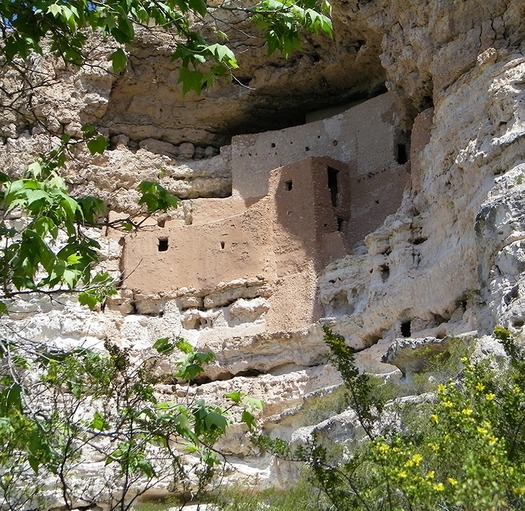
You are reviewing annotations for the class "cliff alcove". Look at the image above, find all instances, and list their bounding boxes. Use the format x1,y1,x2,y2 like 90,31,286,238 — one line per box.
2,0,525,505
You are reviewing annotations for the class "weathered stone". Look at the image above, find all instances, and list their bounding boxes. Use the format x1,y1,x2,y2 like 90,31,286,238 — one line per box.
138,138,179,158
178,142,195,159
2,0,525,502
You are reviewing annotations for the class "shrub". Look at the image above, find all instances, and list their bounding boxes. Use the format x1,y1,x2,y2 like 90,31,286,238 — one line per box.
261,326,525,511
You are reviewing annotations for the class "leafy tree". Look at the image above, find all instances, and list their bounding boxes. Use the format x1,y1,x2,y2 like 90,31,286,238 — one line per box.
0,333,262,510
0,136,263,509
0,0,333,94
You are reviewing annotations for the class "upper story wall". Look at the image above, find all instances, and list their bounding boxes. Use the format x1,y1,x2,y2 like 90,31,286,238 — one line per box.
231,92,407,200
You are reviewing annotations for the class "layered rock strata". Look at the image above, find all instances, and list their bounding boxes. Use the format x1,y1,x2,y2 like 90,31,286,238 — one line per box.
1,0,525,499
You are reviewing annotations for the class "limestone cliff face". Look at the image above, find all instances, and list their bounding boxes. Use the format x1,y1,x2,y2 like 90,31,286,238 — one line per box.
1,0,525,494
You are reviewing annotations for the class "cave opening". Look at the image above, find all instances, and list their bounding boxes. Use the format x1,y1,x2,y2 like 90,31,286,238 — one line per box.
401,320,412,337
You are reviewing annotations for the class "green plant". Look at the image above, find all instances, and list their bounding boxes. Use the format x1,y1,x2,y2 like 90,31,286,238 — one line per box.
0,134,179,312
260,326,525,511
1,0,333,94
0,335,262,510
212,470,328,511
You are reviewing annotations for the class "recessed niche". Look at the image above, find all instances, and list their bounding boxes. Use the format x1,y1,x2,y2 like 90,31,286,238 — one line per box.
158,237,169,252
157,219,166,227
332,139,338,146
401,320,412,337
285,180,293,191
271,142,276,148
379,264,390,282
397,143,408,164
220,241,225,249
337,217,344,231
327,167,339,207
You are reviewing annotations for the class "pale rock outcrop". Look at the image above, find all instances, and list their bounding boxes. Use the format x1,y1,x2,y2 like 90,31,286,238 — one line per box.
2,0,525,503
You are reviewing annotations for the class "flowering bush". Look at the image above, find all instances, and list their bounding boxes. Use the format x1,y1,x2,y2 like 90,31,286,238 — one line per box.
263,327,525,511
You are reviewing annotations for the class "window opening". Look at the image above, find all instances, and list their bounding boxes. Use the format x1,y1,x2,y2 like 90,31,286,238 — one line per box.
158,237,169,252
327,167,339,207
397,143,408,164
401,320,411,337
380,264,390,282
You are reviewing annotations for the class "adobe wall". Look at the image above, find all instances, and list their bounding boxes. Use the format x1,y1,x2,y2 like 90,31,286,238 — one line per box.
121,157,351,332
120,92,411,333
121,201,272,294
231,92,406,200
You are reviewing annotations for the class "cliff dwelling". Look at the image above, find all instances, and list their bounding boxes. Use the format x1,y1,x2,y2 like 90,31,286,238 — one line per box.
120,92,410,332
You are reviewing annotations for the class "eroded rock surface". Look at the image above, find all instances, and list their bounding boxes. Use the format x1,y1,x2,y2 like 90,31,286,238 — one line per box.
2,0,525,500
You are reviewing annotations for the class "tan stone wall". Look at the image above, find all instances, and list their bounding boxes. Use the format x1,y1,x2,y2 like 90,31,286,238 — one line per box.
120,92,411,332
121,157,351,331
231,92,405,200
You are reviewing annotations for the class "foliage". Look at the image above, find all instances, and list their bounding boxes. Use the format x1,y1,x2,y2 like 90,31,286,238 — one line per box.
0,134,178,313
211,472,328,511
0,132,263,509
0,0,333,94
0,335,263,510
261,326,525,511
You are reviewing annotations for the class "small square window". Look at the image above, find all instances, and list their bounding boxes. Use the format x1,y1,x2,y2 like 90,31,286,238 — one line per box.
158,237,169,252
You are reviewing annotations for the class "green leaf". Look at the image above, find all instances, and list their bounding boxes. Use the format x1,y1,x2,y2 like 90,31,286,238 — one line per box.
153,337,176,355
90,412,108,431
207,43,238,68
86,135,108,155
175,338,194,354
204,410,229,433
62,268,80,289
188,0,208,17
225,391,243,404
6,382,22,412
26,162,43,178
0,302,8,316
177,363,204,381
137,181,179,212
109,48,128,73
79,290,98,310
81,124,98,138
48,4,62,17
137,460,155,478
244,396,264,411
241,410,257,431
178,66,205,95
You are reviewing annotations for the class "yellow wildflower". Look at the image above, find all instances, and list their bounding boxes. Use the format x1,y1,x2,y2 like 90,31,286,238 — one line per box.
475,382,485,391
433,483,445,491
486,393,495,401
412,453,423,465
426,471,435,480
462,407,473,416
378,443,390,453
447,478,458,486
430,414,439,423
